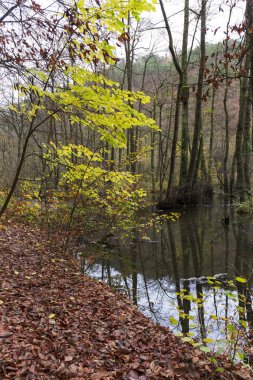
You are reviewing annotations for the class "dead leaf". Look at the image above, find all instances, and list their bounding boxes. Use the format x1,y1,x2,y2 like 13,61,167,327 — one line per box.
91,370,111,380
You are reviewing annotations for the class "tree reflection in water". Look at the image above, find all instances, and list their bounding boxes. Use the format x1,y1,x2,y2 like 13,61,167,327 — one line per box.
80,206,253,360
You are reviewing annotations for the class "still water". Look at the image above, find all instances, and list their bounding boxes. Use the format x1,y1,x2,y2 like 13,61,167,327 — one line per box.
79,206,253,357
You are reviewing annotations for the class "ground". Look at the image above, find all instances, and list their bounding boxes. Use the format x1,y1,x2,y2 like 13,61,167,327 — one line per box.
0,223,252,379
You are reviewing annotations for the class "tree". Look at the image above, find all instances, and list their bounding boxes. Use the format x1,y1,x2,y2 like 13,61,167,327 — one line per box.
179,0,190,190
232,0,252,202
0,0,156,218
159,0,183,200
186,0,207,197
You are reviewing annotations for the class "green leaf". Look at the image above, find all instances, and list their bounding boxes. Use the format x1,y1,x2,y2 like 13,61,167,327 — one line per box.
239,319,247,328
203,338,214,343
227,324,234,334
169,316,178,326
235,277,247,283
237,352,245,361
182,337,193,343
216,367,225,373
192,342,202,347
200,346,211,353
225,291,237,301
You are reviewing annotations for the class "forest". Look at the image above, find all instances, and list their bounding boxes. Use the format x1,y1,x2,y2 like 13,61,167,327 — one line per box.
1,0,253,379
0,0,252,229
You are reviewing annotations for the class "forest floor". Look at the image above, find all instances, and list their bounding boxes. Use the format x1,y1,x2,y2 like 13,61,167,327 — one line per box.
0,223,252,379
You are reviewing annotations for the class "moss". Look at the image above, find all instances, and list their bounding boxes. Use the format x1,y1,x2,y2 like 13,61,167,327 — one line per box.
236,198,253,214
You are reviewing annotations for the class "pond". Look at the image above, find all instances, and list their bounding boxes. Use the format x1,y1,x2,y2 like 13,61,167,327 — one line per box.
78,206,253,361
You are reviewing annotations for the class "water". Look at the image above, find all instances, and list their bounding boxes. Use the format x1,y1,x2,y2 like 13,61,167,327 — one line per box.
78,206,253,358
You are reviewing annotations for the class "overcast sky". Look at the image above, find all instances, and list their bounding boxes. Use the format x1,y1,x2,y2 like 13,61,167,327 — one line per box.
138,0,246,56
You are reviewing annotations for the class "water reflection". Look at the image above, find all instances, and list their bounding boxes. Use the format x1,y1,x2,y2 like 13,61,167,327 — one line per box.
80,207,253,358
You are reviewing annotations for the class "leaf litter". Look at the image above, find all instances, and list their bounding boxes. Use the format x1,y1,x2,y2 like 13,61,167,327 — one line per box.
0,223,252,379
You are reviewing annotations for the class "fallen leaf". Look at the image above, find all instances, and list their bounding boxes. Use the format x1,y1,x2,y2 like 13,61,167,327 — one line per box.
91,370,110,380
64,356,73,362
0,326,12,338
192,356,199,364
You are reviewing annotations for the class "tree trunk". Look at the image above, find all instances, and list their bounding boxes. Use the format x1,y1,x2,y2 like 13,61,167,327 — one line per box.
223,4,235,199
166,85,182,199
235,71,249,201
159,0,183,200
186,0,206,196
179,0,190,188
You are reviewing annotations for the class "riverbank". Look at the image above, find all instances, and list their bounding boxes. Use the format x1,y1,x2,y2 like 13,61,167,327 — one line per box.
0,223,251,379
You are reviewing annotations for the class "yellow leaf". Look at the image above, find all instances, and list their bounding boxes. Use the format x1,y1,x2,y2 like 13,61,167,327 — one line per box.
203,338,214,343
49,314,56,319
0,300,4,305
